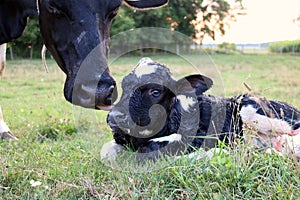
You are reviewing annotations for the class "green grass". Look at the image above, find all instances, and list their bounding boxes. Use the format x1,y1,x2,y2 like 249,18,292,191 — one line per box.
1,54,300,199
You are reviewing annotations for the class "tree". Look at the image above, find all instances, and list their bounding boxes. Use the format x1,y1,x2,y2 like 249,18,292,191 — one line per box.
110,8,136,36
111,0,244,44
10,17,42,58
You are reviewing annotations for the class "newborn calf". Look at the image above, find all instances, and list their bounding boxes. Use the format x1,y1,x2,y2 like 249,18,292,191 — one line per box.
103,58,300,161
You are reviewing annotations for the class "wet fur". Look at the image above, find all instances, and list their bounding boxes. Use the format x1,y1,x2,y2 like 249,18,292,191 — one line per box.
107,59,300,161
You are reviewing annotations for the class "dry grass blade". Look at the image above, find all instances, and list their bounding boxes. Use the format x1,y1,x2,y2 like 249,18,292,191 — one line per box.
243,82,252,92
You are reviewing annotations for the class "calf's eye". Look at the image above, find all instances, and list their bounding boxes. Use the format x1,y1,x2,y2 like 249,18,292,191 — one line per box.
149,89,161,97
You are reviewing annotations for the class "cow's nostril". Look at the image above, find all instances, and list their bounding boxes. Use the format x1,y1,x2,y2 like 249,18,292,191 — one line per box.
105,85,118,105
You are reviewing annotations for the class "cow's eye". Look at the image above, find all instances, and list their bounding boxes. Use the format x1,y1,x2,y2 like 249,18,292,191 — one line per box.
149,89,161,97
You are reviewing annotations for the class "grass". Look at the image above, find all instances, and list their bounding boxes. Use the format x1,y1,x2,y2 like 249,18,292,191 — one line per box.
1,54,300,199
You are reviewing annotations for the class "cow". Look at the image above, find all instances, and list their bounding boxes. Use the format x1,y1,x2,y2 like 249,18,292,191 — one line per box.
0,0,168,139
0,43,6,77
104,58,300,161
0,0,169,109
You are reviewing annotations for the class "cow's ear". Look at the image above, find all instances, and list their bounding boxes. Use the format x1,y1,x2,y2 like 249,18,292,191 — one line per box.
0,2,37,44
176,74,213,95
124,0,169,10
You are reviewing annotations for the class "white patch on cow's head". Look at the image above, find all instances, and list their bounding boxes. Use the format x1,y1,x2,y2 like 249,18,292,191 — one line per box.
240,105,292,135
150,133,182,143
76,31,87,44
139,129,153,136
177,95,197,112
134,58,158,78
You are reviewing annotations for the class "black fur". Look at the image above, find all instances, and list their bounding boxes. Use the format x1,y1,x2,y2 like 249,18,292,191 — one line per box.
0,0,168,108
108,59,300,160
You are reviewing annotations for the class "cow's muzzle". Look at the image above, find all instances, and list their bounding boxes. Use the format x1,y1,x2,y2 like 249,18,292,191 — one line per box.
64,69,118,110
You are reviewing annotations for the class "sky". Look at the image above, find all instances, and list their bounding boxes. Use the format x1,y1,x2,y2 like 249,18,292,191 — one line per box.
202,0,300,44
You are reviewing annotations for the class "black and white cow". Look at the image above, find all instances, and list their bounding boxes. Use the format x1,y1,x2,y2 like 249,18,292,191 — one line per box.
104,58,300,161
0,0,168,139
0,0,169,109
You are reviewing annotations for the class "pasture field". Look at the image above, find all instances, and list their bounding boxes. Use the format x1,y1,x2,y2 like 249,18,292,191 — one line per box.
0,54,300,199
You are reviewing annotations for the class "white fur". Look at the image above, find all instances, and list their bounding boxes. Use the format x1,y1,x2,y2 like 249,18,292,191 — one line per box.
134,58,158,78
100,140,125,161
150,133,182,143
0,106,10,133
36,0,39,14
276,133,300,159
139,129,153,136
240,105,292,135
76,31,87,44
0,43,7,77
177,95,197,112
136,57,153,67
240,105,300,159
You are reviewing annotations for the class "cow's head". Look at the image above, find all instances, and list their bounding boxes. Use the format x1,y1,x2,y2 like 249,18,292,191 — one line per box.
107,58,213,150
37,0,169,109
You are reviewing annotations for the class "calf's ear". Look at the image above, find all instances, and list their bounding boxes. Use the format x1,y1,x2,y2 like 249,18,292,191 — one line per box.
124,0,169,10
176,74,213,95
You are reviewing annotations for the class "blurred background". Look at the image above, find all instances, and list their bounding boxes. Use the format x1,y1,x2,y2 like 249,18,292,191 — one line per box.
6,0,300,59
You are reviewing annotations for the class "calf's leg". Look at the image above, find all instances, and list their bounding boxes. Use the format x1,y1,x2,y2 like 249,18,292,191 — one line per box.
101,140,125,161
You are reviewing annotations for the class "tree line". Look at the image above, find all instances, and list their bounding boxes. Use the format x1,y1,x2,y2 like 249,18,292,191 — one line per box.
8,0,244,59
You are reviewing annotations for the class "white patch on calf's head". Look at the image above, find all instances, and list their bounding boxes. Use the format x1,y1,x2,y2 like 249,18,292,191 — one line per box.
150,133,182,143
134,58,158,78
136,57,154,67
177,95,197,112
139,129,153,136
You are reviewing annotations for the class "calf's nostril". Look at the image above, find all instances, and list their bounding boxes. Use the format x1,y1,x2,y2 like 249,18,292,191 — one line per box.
110,111,126,122
116,113,126,121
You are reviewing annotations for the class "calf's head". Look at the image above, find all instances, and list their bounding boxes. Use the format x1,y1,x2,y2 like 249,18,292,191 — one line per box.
108,58,213,148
